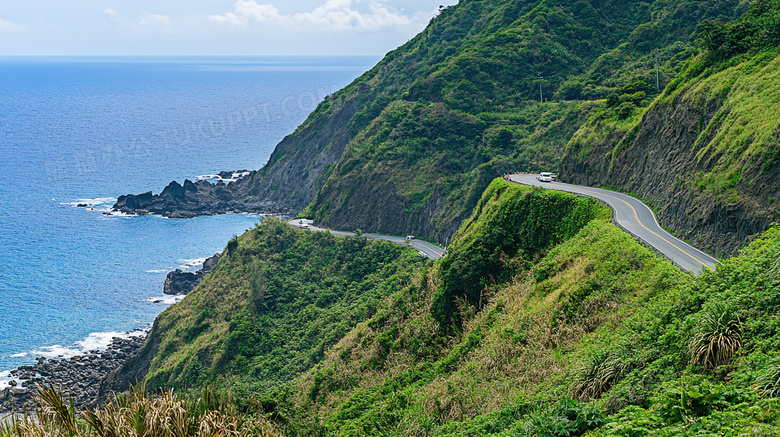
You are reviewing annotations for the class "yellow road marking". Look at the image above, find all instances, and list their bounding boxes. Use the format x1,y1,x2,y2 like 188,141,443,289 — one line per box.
580,189,714,271
515,176,715,272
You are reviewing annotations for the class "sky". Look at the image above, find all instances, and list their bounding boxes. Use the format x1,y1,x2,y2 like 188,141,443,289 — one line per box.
0,0,460,56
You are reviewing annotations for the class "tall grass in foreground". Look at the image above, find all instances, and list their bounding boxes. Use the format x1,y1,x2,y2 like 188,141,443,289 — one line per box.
0,384,278,437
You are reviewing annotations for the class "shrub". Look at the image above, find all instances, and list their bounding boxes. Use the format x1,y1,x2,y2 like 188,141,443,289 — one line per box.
688,304,743,369
573,345,634,400
530,399,605,437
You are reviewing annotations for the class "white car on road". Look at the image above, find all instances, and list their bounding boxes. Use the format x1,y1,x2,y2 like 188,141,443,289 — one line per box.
537,172,555,182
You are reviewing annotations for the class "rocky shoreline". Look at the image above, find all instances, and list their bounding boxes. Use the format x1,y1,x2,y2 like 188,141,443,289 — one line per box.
0,251,227,416
112,170,290,218
163,253,221,296
0,331,146,415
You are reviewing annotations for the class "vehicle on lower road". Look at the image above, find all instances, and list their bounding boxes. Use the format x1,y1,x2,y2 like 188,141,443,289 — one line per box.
537,172,554,182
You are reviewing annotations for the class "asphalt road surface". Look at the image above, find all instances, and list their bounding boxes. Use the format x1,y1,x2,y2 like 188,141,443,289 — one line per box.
509,174,719,275
288,219,446,260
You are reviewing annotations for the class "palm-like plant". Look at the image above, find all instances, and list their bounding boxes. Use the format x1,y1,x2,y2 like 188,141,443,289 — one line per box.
756,359,780,398
573,345,633,400
688,304,743,369
0,383,279,437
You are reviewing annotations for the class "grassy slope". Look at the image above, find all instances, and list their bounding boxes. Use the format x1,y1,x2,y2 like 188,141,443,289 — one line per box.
144,218,426,392
298,0,750,240
270,177,780,436
280,179,684,435
568,23,780,194
284,175,780,437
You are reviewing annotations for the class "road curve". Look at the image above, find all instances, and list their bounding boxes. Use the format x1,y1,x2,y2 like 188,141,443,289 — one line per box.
288,219,446,261
509,174,719,275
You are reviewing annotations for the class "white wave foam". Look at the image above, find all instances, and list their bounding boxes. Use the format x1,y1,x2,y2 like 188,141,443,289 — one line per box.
60,196,143,218
178,257,207,270
25,329,149,360
195,171,250,184
145,269,169,274
0,371,12,390
99,210,138,218
9,353,27,358
145,295,186,305
61,197,117,209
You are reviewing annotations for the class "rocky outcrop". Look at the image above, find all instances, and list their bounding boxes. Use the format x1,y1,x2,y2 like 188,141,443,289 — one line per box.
113,97,360,219
113,177,282,218
0,334,146,414
309,157,508,245
163,253,221,295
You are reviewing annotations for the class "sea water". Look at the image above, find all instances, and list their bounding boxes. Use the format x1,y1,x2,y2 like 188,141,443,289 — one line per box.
0,55,377,386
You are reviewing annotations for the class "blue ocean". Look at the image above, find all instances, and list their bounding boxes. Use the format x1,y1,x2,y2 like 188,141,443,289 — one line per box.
0,56,377,385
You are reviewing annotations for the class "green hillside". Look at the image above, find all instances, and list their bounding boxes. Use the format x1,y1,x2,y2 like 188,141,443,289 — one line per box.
274,180,780,436
561,0,780,256
280,0,752,242
88,1,780,436
142,219,426,392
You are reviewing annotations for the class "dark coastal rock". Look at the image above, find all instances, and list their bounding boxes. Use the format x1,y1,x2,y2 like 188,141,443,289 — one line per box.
98,327,161,406
217,170,249,180
0,333,147,415
162,253,221,295
202,254,220,272
163,270,200,295
77,203,88,208
111,171,284,218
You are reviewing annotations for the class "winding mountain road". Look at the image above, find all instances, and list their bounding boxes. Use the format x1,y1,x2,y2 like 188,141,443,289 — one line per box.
509,174,719,275
288,219,446,260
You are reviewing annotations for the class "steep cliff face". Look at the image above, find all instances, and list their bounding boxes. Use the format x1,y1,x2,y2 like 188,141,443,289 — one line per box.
242,98,360,212
561,49,780,256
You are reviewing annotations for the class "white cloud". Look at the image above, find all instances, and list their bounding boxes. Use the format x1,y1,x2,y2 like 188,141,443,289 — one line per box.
139,13,174,33
104,8,126,28
235,2,282,22
103,9,174,33
209,2,281,29
0,17,25,33
209,0,417,32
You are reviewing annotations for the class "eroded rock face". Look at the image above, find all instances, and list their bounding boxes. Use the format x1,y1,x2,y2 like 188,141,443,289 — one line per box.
560,94,779,257
163,253,221,295
163,270,200,295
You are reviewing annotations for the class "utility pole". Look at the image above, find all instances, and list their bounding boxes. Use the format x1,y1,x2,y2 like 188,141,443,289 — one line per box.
538,73,543,103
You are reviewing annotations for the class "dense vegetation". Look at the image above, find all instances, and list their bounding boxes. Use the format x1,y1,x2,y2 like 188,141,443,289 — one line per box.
143,218,426,392
262,179,780,436
561,0,780,255
299,0,751,241
432,179,610,331
265,180,679,435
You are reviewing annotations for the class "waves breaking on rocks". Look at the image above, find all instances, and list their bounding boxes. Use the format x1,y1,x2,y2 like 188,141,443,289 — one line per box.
0,330,148,414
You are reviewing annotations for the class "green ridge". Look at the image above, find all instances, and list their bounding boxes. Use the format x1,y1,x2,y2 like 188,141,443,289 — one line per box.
144,218,426,392
297,0,751,240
